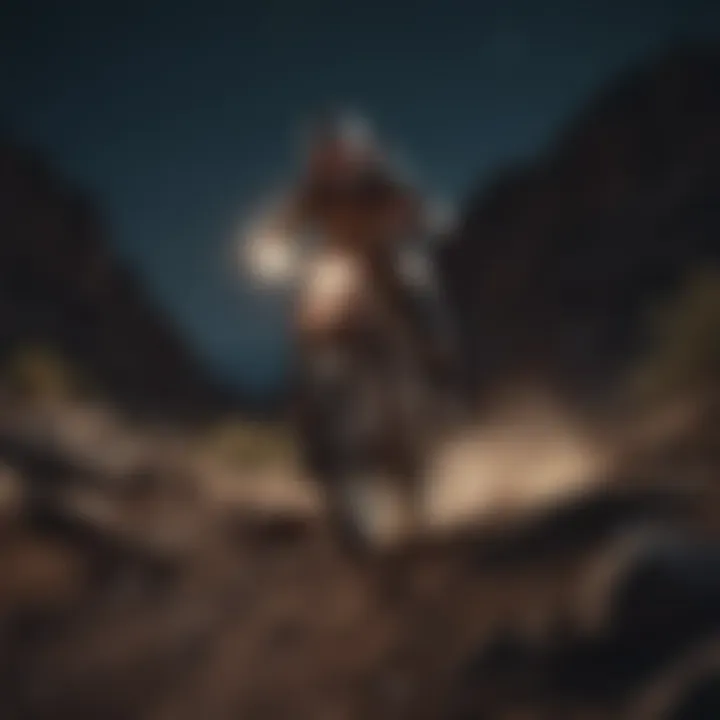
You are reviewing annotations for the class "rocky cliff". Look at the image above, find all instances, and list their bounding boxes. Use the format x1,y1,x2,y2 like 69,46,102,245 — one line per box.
0,140,230,420
438,47,720,406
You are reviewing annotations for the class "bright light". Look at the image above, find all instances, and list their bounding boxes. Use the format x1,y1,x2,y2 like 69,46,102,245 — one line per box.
296,250,362,332
241,224,300,286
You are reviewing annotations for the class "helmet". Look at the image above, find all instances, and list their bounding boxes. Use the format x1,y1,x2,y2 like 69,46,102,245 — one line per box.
302,110,382,179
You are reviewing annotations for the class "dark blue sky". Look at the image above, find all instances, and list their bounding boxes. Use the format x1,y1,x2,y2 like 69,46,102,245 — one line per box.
2,0,719,395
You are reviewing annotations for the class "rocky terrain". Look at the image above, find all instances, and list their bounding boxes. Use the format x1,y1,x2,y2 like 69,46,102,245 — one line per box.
438,46,720,407
0,141,232,421
0,392,717,720
1,46,719,719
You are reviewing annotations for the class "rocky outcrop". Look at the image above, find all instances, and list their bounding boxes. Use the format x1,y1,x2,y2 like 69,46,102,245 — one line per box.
0,141,231,420
438,47,720,406
0,395,717,719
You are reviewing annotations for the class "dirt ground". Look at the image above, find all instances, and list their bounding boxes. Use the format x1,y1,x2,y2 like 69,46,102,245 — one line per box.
1,398,718,720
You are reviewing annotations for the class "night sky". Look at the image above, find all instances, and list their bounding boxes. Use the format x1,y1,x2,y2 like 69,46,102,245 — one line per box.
2,0,719,396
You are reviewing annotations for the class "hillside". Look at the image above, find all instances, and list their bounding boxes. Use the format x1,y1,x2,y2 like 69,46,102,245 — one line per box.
0,141,230,420
438,46,720,407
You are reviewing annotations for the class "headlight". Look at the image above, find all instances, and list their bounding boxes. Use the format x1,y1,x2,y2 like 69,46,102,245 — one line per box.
242,226,300,286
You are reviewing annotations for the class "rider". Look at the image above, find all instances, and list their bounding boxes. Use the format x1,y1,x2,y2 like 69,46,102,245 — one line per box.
258,111,461,543
270,111,458,387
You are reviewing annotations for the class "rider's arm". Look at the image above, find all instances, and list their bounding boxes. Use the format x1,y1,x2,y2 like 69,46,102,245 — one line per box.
390,184,464,400
269,189,312,237
395,243,461,386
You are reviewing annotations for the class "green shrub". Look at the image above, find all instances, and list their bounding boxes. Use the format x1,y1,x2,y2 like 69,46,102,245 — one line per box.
629,267,720,404
2,344,91,402
197,418,295,471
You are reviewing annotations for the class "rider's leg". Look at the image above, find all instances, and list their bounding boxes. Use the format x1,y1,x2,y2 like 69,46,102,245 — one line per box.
294,344,383,553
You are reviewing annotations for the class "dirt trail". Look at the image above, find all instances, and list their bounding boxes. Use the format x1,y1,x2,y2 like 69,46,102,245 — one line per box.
0,399,718,719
